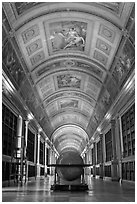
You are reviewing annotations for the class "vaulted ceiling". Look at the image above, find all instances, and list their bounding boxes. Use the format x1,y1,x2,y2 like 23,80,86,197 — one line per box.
2,2,135,155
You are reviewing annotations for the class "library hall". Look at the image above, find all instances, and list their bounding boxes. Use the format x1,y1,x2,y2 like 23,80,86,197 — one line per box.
2,2,135,202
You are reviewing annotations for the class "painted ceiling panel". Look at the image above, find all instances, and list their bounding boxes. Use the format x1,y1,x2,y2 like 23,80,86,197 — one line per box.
51,112,89,130
36,76,55,100
44,91,96,108
46,20,88,53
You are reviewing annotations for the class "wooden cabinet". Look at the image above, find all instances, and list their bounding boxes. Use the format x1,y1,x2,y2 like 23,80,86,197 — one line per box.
2,104,17,156
122,161,135,181
105,130,112,162
26,129,35,162
104,165,111,177
121,104,135,157
97,141,101,164
40,141,45,165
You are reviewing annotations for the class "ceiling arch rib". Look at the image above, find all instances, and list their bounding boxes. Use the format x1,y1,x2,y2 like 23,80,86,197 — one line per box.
54,134,86,147
52,125,89,154
52,125,89,142
7,3,132,30
2,2,134,155
57,142,82,154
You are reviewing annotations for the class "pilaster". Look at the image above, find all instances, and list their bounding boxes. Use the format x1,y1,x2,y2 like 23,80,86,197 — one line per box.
93,142,96,177
99,134,104,179
111,119,119,181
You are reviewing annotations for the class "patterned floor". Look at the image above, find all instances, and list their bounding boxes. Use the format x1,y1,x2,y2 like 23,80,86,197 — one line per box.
2,175,135,202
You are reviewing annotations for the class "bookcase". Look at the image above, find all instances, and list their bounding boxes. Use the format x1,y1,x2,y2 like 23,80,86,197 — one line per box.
26,129,35,162
122,161,135,181
2,103,17,156
105,129,112,162
40,140,45,165
97,141,101,164
2,104,18,182
104,165,111,177
121,104,135,157
121,103,135,181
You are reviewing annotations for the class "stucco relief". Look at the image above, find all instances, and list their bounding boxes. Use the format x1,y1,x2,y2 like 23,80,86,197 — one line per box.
26,39,42,56
57,74,81,89
36,59,104,81
22,24,40,44
60,99,79,109
14,2,40,15
99,24,116,43
130,25,135,41
98,2,122,14
46,102,58,116
76,61,104,80
2,41,25,87
30,50,45,66
99,89,111,110
44,91,96,107
2,8,11,31
112,39,134,84
93,50,108,66
106,78,118,100
96,38,111,55
49,21,87,52
82,102,93,117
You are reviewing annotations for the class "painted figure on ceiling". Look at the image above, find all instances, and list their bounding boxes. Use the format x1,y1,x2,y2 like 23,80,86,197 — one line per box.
49,21,87,52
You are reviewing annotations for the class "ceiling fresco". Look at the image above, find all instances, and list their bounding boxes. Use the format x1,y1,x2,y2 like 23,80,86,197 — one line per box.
2,2,135,155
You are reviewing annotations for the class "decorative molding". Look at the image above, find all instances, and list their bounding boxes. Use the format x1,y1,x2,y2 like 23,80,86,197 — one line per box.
30,50,45,66
93,50,108,66
22,24,40,44
99,24,116,43
14,2,40,15
26,39,42,56
57,74,81,89
96,38,111,55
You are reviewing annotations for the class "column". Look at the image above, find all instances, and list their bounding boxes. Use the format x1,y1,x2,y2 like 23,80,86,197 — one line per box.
93,142,96,177
117,116,123,182
24,120,29,181
44,142,47,177
16,115,23,181
86,150,89,175
84,153,87,175
50,149,53,175
34,132,37,179
88,148,92,176
16,115,23,152
37,133,41,177
99,134,104,179
111,119,119,181
24,120,29,158
52,152,56,175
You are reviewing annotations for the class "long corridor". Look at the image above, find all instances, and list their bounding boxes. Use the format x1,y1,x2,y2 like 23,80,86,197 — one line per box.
2,176,135,202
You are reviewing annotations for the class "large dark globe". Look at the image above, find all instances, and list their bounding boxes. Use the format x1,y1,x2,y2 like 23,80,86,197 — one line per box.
56,151,84,181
